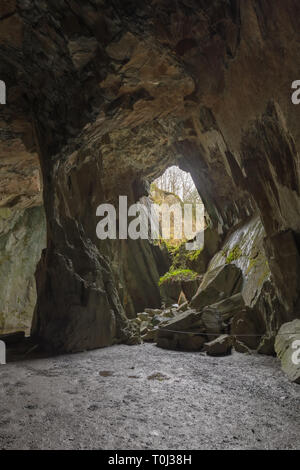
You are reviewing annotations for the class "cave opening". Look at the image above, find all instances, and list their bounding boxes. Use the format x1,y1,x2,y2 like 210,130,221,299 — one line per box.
139,164,207,309
150,164,204,246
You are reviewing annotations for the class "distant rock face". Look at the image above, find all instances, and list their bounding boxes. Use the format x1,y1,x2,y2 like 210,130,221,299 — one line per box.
0,1,300,351
105,236,169,318
275,320,300,384
0,206,45,333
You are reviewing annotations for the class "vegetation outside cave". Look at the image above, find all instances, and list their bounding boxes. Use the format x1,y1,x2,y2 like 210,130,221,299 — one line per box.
150,166,205,289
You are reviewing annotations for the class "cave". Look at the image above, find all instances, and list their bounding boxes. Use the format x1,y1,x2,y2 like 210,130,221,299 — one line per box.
0,0,299,451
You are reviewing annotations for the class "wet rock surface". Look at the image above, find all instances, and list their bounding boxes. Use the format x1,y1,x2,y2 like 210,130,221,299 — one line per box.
0,344,299,450
0,206,46,334
275,320,300,384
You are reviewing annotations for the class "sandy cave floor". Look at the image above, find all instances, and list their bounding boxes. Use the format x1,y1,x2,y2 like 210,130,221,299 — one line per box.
0,343,299,450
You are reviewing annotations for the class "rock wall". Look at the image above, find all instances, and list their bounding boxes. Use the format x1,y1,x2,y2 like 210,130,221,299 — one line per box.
208,216,269,307
0,1,299,351
0,206,45,333
206,215,288,353
100,237,170,319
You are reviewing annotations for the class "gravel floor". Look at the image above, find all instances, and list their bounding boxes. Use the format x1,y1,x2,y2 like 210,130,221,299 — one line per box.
0,343,299,450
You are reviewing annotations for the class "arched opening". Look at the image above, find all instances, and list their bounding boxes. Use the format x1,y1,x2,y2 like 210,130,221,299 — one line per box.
151,165,203,245
147,165,207,309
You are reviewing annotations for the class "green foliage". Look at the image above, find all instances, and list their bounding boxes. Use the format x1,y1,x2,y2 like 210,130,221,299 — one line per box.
171,244,189,270
158,238,181,255
224,245,242,264
187,249,203,262
159,238,204,276
158,268,198,286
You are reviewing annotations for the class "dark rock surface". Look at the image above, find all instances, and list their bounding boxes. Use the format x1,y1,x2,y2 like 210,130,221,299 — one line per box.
0,206,45,333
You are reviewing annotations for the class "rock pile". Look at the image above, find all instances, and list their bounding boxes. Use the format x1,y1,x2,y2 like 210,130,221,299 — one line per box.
130,306,179,343
131,263,263,356
156,290,247,354
155,264,247,354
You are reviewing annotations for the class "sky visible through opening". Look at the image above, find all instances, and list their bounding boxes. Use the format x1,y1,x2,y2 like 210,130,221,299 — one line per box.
150,166,204,245
152,165,201,204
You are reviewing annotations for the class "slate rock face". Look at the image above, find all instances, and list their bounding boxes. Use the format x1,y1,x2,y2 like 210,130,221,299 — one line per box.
275,320,300,384
190,264,243,309
198,216,290,356
0,206,46,334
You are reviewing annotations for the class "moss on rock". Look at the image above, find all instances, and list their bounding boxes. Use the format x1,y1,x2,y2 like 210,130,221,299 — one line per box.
158,268,198,286
225,245,242,264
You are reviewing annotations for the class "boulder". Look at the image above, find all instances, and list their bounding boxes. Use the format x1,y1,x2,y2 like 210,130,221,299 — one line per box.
204,334,232,356
162,308,176,318
159,280,182,307
137,312,150,322
157,329,206,351
257,335,276,356
181,278,200,301
201,293,245,336
264,231,300,314
144,308,163,317
156,308,207,351
159,309,204,333
156,327,178,350
190,264,243,309
231,306,265,350
275,320,300,384
232,338,253,354
142,328,158,342
176,333,206,351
